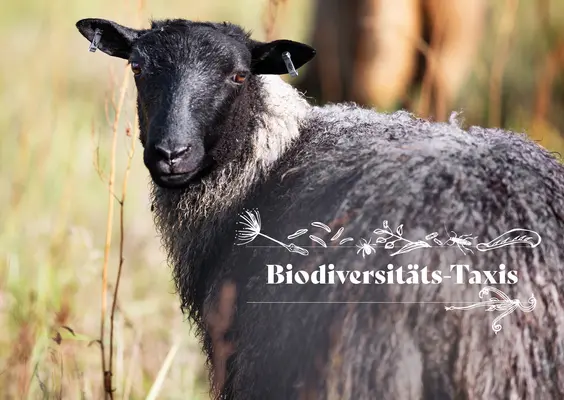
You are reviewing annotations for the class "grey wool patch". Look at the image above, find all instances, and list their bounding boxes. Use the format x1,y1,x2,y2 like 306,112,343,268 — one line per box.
151,75,564,400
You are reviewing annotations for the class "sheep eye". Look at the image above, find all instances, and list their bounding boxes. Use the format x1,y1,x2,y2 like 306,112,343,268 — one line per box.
231,72,248,84
131,62,142,76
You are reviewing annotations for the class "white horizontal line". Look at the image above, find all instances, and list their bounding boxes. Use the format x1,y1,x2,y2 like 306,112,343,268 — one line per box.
247,301,480,304
242,245,535,248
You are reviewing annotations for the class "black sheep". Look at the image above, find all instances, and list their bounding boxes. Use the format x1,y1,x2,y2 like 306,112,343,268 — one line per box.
77,17,564,400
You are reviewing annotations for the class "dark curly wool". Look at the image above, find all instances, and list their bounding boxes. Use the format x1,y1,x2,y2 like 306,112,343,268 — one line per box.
76,17,564,400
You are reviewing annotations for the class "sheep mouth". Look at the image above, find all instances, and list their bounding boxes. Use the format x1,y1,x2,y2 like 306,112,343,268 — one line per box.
151,160,215,189
153,172,194,189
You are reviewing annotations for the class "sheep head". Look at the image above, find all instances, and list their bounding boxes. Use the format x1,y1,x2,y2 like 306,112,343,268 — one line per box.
75,18,316,189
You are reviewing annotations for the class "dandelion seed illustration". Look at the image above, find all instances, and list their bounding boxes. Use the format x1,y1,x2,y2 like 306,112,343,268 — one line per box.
309,235,327,247
287,229,308,240
235,209,309,256
235,209,262,245
311,222,331,232
331,227,344,241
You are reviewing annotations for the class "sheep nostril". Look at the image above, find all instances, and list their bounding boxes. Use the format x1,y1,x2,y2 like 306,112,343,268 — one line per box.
171,146,189,160
155,145,173,161
155,145,191,164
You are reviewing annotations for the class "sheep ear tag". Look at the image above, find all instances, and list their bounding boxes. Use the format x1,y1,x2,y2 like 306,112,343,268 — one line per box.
282,51,298,77
89,29,103,52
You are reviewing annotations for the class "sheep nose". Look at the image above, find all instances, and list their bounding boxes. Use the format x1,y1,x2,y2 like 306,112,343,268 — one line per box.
155,145,190,164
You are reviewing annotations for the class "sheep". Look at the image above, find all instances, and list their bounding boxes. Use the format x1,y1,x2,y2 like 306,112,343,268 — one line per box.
75,17,564,400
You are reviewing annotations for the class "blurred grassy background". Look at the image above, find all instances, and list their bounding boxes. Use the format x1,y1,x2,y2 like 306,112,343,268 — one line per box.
1,0,563,399
0,1,313,398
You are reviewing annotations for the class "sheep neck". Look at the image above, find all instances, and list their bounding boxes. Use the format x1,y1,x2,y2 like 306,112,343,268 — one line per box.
149,75,310,318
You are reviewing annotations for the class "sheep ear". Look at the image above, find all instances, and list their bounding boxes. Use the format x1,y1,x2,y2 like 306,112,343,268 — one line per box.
250,39,316,75
76,18,143,59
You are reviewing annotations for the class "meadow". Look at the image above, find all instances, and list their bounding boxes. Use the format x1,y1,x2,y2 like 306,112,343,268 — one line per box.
0,0,312,398
1,0,563,398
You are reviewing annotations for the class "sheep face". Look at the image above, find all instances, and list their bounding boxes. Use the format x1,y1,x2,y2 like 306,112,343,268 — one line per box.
75,18,316,189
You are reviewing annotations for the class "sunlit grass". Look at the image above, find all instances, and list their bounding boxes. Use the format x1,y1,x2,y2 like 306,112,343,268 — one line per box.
0,0,312,398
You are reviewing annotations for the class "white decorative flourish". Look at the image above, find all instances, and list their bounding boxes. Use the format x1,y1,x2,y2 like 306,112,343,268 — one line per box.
356,238,376,258
235,209,309,256
442,225,476,255
236,209,353,255
287,229,308,240
371,220,431,256
309,235,327,247
235,209,542,259
476,229,542,252
444,286,536,334
311,222,331,232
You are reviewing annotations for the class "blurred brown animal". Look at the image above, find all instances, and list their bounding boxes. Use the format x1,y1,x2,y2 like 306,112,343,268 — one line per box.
298,0,487,121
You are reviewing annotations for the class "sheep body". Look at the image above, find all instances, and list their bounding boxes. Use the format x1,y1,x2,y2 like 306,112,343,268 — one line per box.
150,75,564,399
